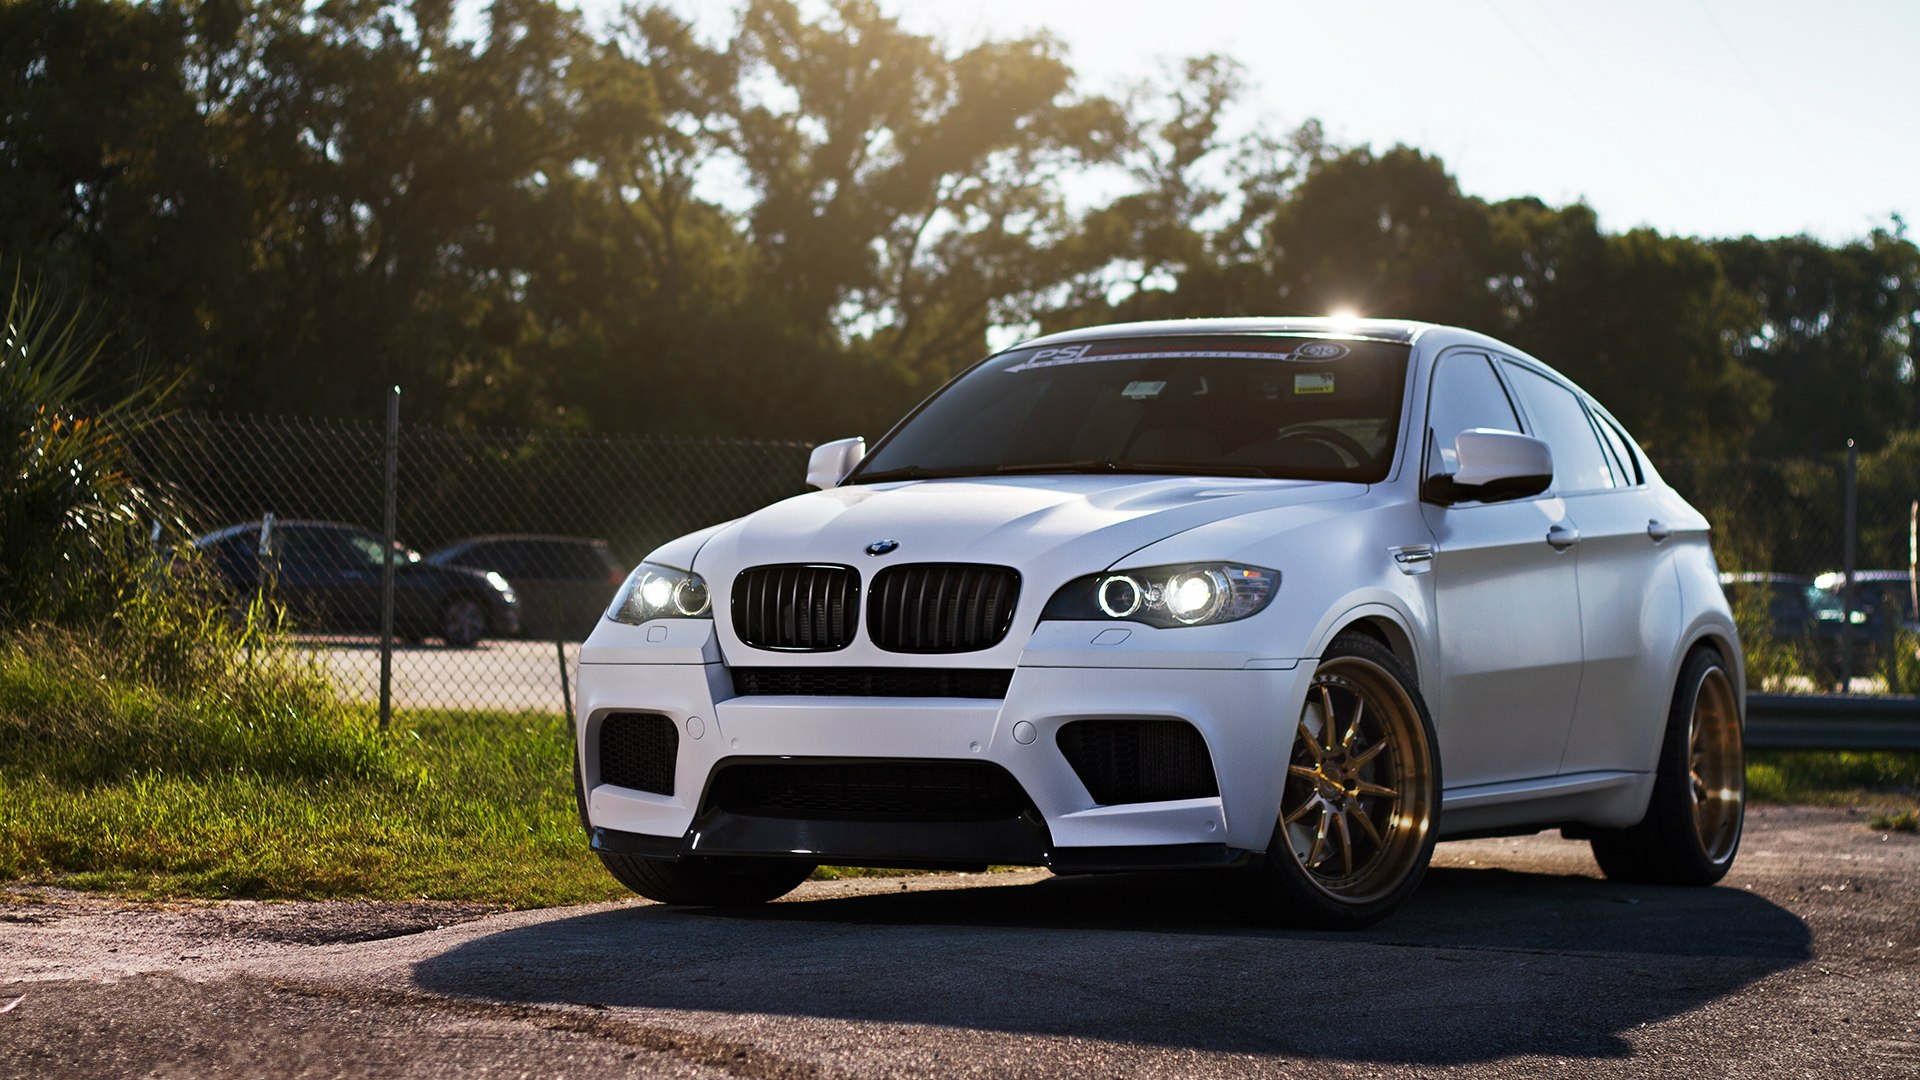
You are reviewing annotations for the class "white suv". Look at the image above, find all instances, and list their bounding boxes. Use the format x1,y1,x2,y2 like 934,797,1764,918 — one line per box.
574,318,1744,928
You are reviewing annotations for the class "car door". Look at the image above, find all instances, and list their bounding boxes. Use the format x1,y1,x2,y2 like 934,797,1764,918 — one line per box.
272,526,373,632
1418,350,1585,788
1501,367,1684,776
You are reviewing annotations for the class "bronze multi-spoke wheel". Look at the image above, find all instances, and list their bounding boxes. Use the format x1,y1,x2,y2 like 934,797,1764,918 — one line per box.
1237,631,1440,928
1590,646,1744,885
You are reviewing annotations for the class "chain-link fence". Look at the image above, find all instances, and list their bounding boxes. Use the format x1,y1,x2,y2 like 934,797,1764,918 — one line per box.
1658,451,1920,694
125,407,1920,712
130,408,812,717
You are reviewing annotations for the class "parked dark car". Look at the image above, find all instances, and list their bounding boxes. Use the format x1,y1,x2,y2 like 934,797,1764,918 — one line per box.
425,534,624,641
194,520,520,646
1810,569,1917,678
1717,572,1817,643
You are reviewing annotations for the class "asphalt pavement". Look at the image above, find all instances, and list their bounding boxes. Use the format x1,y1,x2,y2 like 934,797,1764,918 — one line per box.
3,805,1917,1078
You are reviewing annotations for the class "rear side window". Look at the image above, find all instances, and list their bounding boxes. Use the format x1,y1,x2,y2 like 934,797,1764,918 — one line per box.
1594,414,1645,487
1501,363,1617,493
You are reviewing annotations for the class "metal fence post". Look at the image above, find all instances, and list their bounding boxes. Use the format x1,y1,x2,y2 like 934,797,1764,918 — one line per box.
1841,438,1858,689
379,386,400,730
556,639,573,721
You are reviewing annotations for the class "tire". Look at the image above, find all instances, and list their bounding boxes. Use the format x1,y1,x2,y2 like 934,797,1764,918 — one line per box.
598,852,816,906
1589,646,1744,885
1232,631,1442,929
439,596,488,647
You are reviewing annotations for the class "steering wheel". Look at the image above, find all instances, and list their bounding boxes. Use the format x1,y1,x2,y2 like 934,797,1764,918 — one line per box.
1271,424,1372,468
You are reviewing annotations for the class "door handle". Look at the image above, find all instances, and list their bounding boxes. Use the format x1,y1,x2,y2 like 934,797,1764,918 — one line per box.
1546,524,1582,551
1647,519,1673,543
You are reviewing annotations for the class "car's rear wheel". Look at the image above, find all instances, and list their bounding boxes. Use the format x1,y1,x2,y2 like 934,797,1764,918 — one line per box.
439,596,487,647
1234,631,1441,929
598,852,816,906
1589,646,1743,885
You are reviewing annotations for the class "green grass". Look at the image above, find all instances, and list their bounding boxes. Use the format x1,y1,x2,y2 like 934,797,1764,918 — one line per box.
0,631,623,905
0,706,623,905
1747,748,1920,810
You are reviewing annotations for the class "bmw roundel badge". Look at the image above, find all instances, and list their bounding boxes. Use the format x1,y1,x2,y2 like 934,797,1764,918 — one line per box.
865,539,900,557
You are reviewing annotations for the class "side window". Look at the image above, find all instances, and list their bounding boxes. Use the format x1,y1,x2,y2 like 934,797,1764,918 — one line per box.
1424,351,1522,477
277,528,354,569
1501,363,1617,493
1594,414,1644,487
343,533,391,567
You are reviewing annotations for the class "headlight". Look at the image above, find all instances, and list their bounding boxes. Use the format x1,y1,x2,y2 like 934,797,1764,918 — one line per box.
1042,563,1278,628
484,570,516,601
607,562,712,624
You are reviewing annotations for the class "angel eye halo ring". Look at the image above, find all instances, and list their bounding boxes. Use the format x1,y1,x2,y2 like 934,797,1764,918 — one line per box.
607,561,713,624
1043,562,1277,629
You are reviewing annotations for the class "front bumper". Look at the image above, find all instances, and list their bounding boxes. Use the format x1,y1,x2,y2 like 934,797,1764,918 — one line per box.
574,655,1318,868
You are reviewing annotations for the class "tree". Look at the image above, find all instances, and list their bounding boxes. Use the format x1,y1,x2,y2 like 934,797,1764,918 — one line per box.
1714,227,1920,456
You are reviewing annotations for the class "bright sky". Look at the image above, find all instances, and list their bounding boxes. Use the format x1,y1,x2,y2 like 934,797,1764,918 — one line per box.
636,0,1916,243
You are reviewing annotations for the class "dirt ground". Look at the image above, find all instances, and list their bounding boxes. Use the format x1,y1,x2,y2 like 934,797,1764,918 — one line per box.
3,804,1918,1078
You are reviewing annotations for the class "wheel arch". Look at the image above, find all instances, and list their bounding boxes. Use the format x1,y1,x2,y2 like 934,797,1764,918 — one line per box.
1311,601,1426,689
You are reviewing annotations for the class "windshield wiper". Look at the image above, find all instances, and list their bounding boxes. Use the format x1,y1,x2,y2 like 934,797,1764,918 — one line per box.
989,460,1278,479
845,465,990,484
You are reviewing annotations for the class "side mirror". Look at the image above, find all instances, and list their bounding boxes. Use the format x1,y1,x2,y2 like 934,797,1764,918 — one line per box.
1424,429,1553,505
806,437,866,490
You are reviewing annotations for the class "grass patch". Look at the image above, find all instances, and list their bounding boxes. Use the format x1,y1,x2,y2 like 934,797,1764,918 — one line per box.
0,706,624,905
1746,749,1920,808
0,631,624,905
1869,808,1919,833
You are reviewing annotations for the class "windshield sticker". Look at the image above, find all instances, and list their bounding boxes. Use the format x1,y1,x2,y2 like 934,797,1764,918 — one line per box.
1294,342,1349,361
1121,379,1167,400
1005,341,1354,373
1294,373,1336,395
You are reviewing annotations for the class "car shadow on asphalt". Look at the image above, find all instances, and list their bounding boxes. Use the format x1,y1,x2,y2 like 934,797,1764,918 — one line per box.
411,864,1809,1064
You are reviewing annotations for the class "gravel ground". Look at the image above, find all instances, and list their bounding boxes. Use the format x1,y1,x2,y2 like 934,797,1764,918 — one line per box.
3,805,1918,1078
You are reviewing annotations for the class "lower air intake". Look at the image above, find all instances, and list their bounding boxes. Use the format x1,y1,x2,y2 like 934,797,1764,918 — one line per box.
1055,720,1219,805
598,712,678,796
704,760,1031,822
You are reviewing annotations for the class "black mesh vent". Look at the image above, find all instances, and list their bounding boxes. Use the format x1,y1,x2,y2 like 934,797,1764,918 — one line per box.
1056,720,1219,805
729,668,1013,698
705,760,1030,821
731,564,859,651
598,712,679,795
868,564,1020,653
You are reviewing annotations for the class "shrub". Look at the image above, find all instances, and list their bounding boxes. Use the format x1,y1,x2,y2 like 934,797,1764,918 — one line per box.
1,267,181,628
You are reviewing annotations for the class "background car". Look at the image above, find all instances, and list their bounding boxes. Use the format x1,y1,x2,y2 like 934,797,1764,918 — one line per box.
194,519,520,646
1717,571,1816,643
1809,569,1918,679
425,534,625,641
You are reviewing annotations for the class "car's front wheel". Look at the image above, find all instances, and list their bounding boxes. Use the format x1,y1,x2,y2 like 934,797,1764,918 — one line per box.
1588,646,1744,885
1234,631,1441,929
439,596,488,647
598,852,816,907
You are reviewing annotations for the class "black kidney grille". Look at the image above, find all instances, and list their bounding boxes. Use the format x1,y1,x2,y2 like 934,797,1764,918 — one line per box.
729,667,1013,698
1056,720,1219,805
732,564,858,651
705,760,1031,822
598,712,679,796
868,564,1020,653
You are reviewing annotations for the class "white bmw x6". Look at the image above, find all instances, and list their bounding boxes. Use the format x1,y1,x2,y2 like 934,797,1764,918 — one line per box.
574,318,1744,928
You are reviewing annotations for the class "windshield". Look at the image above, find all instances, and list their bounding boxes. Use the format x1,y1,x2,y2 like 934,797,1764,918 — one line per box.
852,335,1412,483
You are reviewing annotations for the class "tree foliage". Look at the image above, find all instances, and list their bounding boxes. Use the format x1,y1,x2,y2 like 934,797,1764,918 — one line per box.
3,0,1916,458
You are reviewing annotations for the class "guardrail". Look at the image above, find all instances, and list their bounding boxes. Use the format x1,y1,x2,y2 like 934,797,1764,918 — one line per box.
1746,693,1920,751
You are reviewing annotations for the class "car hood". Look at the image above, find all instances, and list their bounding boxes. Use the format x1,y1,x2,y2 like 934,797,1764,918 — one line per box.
689,475,1366,588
